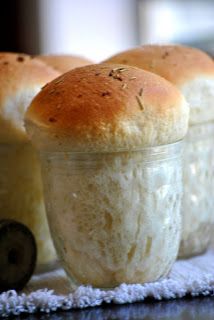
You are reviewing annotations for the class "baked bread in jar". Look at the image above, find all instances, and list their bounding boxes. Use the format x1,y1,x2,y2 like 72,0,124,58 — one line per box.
25,63,189,287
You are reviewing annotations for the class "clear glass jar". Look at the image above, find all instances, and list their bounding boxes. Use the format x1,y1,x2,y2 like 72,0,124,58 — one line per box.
179,122,214,258
0,142,57,269
40,141,183,288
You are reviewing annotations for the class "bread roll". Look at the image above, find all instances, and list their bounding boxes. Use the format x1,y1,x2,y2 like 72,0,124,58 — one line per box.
25,63,189,286
0,52,59,266
37,54,92,73
0,52,59,143
25,63,189,152
104,45,214,258
104,45,214,125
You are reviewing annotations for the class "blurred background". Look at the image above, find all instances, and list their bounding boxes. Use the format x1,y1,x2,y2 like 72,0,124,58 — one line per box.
1,0,214,61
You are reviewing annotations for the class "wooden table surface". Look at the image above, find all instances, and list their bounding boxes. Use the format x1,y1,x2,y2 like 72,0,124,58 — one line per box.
16,296,214,320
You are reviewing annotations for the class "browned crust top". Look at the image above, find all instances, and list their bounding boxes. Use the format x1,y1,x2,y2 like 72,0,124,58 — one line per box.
105,45,214,85
26,63,185,138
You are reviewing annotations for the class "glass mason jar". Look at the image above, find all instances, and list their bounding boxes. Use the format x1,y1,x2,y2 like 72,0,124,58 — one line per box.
40,141,183,289
0,142,57,270
179,122,214,258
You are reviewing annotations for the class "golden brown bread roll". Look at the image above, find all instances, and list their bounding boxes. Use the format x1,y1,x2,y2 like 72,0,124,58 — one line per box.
25,63,189,152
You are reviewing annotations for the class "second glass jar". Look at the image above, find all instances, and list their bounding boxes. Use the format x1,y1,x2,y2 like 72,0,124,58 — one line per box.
179,121,214,258
0,142,57,269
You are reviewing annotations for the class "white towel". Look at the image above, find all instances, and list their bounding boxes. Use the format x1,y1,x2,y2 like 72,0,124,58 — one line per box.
0,248,214,317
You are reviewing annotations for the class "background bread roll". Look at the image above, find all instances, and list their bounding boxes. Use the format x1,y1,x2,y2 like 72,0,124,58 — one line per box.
0,52,60,266
37,54,92,73
0,52,59,143
104,45,214,125
104,45,214,258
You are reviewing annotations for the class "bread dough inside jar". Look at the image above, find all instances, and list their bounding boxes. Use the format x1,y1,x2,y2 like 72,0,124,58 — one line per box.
0,142,56,268
41,143,183,288
179,122,214,257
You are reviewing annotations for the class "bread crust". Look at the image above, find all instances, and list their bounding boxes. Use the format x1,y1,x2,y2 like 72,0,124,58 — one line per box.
25,63,189,152
104,45,214,86
0,52,60,143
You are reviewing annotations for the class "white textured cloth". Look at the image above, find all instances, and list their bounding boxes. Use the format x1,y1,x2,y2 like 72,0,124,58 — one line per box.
0,248,214,317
